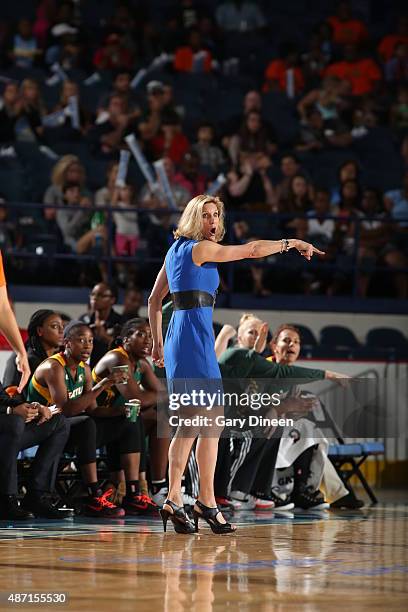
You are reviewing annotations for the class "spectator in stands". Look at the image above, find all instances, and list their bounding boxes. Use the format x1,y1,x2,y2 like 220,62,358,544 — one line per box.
33,0,57,49
137,81,176,144
93,32,133,71
226,151,274,211
52,80,90,135
26,320,154,518
192,122,225,176
174,27,213,73
0,82,21,144
113,183,139,258
384,170,408,238
331,159,360,205
112,183,140,286
296,107,352,152
301,32,332,88
281,174,313,215
173,151,208,198
16,78,45,142
57,182,93,252
88,93,133,158
327,1,368,47
120,287,143,324
0,380,70,520
272,153,302,208
3,309,64,392
9,19,41,70
79,282,122,367
228,110,277,166
304,188,337,252
44,155,90,206
378,15,408,62
139,156,190,211
324,44,381,97
151,110,189,165
98,71,140,119
357,188,408,298
297,76,345,123
385,43,408,86
94,162,119,207
263,43,305,97
299,188,338,294
215,1,266,33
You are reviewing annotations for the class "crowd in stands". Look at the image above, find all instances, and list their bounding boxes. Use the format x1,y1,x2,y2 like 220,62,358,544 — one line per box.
0,290,364,520
0,0,407,298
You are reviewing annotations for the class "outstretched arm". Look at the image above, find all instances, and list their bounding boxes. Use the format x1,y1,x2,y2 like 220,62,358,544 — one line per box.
148,263,169,367
192,238,324,266
0,285,29,392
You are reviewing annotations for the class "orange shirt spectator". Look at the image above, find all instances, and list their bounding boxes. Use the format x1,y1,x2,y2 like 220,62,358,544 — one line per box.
263,60,305,94
379,34,408,61
325,58,381,96
174,47,212,72
327,16,368,46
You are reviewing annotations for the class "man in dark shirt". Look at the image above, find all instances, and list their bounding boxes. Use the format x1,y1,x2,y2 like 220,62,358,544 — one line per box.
79,282,122,367
0,382,70,520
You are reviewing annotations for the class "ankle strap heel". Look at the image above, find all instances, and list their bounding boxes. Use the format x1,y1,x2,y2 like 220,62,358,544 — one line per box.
193,500,236,534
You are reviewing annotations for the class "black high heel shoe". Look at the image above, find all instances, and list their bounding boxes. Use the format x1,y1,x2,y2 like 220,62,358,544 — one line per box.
193,500,236,534
160,499,195,534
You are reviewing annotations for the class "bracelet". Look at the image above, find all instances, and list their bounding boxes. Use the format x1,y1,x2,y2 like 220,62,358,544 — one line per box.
280,238,289,253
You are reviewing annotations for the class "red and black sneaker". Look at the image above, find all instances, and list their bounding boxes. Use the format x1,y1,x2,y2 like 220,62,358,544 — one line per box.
122,493,158,515
83,489,126,518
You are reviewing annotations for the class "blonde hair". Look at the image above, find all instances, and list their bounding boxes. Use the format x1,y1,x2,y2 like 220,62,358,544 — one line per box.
238,313,263,334
174,194,225,242
51,155,85,189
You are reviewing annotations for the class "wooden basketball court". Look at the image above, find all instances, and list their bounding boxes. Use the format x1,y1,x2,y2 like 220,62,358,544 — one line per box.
1,496,407,611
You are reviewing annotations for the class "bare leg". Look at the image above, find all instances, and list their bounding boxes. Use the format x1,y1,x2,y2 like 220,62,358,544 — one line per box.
167,434,197,507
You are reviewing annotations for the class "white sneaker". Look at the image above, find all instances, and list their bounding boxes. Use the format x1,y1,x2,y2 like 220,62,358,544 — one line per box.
230,490,256,510
182,492,197,506
151,487,168,507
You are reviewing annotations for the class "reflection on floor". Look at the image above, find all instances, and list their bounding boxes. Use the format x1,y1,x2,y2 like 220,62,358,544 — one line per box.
0,500,407,611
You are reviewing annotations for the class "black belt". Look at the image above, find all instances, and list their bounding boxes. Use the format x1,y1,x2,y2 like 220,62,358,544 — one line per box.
170,290,215,310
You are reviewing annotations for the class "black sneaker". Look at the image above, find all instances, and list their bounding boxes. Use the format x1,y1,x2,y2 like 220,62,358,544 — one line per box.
121,493,158,515
83,488,125,518
22,493,73,519
254,491,295,511
0,495,34,520
331,492,364,509
292,485,329,510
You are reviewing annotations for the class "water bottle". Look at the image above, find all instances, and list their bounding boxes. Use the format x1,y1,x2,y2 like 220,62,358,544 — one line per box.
91,211,105,251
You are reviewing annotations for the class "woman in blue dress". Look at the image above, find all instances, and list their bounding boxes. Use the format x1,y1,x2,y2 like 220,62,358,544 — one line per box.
148,194,323,534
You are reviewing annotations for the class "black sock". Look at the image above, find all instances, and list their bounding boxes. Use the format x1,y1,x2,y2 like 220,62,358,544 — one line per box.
126,480,140,496
87,482,102,497
151,479,167,495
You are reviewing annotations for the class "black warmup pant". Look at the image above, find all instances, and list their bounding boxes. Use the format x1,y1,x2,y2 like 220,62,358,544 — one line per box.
65,415,143,471
0,413,69,495
231,427,283,496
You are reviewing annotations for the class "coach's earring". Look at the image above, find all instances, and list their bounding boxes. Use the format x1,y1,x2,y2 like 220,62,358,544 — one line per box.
160,499,195,534
193,500,236,534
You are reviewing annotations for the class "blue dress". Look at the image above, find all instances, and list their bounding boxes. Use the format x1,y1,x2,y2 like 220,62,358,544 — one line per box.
164,237,222,401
